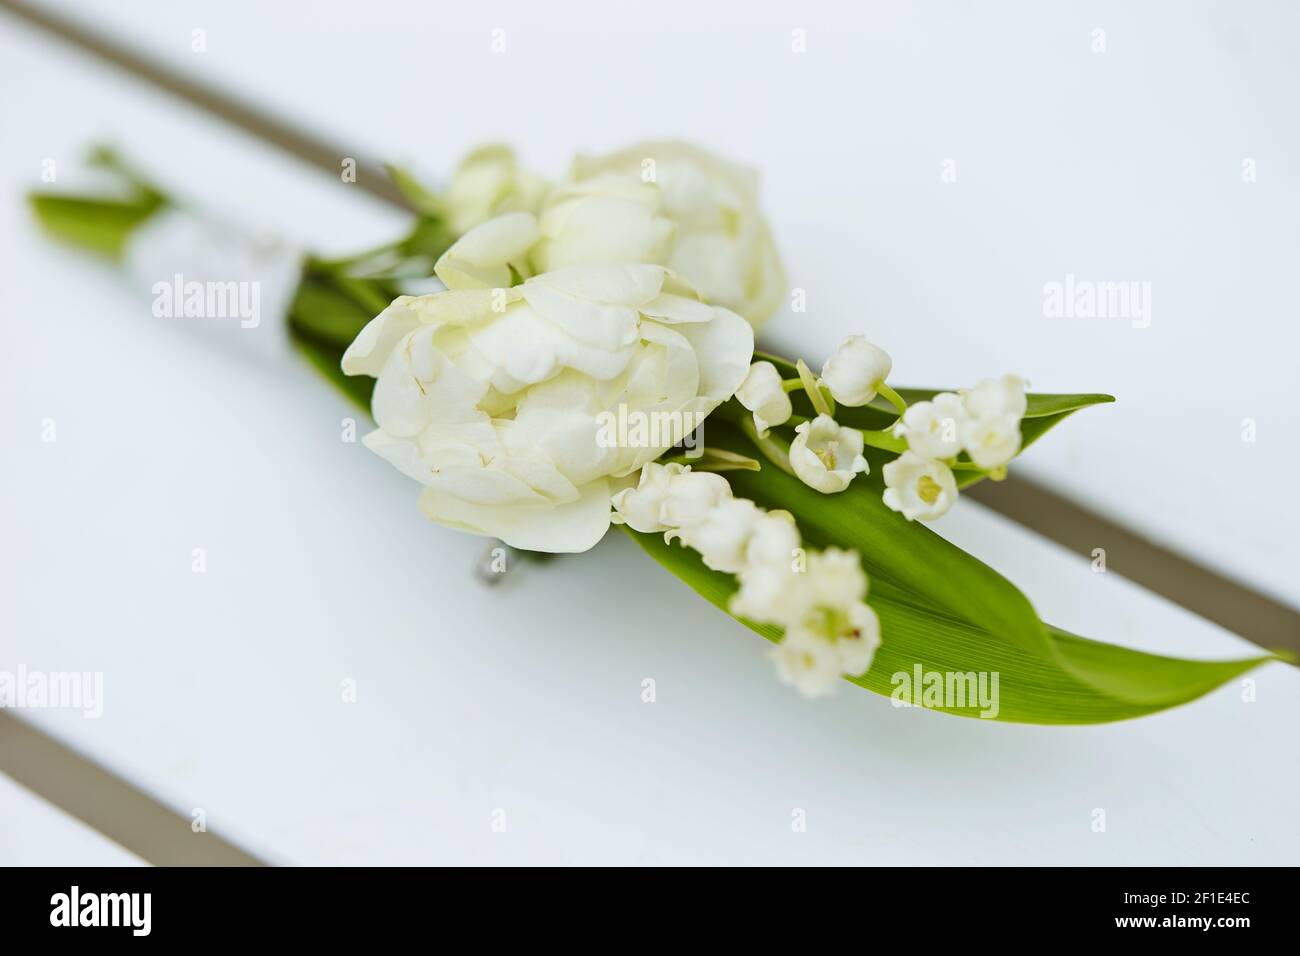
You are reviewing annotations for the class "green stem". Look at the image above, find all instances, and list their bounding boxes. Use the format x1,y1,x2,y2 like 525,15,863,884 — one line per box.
876,381,908,417
738,417,796,476
859,429,907,453
309,239,403,275
794,360,835,417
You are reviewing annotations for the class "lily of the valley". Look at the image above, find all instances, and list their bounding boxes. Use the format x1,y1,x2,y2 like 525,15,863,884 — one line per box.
882,451,959,521
789,414,869,493
610,463,732,534
894,392,967,461
964,373,1028,420
735,360,793,436
819,335,892,407
959,374,1026,469
613,462,881,697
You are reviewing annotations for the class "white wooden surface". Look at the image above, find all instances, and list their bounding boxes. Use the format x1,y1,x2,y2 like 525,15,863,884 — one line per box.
0,773,145,866
2,1,1297,865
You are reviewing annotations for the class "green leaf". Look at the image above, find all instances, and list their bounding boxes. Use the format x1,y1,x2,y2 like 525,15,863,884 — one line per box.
288,276,375,347
28,193,165,260
629,522,1271,724
291,327,372,412
626,409,1274,723
287,274,380,411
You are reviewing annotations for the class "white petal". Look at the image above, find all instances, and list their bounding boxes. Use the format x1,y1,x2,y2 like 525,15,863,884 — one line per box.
467,302,637,386
668,305,754,401
419,478,612,553
434,212,540,290
535,193,674,272
341,296,423,377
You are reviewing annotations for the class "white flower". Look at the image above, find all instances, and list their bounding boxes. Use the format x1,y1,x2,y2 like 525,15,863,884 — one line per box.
434,211,541,290
895,392,968,460
734,361,793,436
659,469,733,528
612,462,733,532
744,510,801,567
789,415,868,494
770,630,843,698
609,462,682,533
444,145,548,235
436,141,786,330
882,451,958,521
957,374,1026,470
832,602,882,677
728,512,802,621
819,336,892,407
963,374,1027,420
651,487,880,696
673,497,761,573
801,547,869,613
342,264,753,552
960,413,1022,470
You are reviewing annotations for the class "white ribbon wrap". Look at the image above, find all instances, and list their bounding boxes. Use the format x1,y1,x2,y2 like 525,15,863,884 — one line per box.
125,208,303,362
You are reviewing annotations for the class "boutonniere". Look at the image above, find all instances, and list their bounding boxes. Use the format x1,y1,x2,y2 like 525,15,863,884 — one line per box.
30,141,1279,722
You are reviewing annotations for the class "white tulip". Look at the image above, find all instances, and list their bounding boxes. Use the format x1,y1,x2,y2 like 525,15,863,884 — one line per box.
343,264,753,552
895,392,968,461
434,211,540,290
734,361,793,436
960,413,1023,470
789,415,869,494
444,144,548,235
882,451,958,521
819,336,892,407
437,141,786,330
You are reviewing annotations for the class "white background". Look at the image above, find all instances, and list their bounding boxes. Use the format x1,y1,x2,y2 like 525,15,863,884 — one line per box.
2,0,1297,864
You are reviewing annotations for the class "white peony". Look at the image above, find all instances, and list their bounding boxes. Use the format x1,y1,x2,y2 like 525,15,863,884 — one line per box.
434,141,786,330
789,414,869,494
443,144,548,235
342,264,753,552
